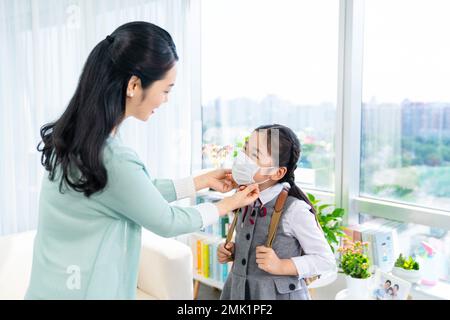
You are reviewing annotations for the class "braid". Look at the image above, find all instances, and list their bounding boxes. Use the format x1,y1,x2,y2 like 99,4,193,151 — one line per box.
283,129,300,184
280,127,319,222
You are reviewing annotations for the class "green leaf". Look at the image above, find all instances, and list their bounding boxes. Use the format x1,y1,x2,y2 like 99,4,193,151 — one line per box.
318,204,331,212
335,230,347,237
332,208,345,217
394,254,419,270
307,193,316,203
328,232,338,244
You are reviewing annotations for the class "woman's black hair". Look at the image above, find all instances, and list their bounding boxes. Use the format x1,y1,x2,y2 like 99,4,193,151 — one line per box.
37,21,178,197
254,124,320,225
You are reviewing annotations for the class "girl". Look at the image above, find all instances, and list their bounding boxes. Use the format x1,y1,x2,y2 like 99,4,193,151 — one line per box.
218,124,337,300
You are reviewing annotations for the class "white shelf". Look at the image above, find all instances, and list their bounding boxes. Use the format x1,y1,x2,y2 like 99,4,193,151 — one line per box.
196,189,230,199
335,289,375,300
194,273,224,290
411,281,450,300
193,232,228,242
189,232,229,291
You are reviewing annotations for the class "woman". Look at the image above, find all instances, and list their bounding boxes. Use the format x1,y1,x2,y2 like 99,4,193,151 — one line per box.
25,21,259,299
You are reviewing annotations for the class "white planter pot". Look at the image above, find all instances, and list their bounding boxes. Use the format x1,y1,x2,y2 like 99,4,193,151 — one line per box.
392,267,421,283
345,275,372,299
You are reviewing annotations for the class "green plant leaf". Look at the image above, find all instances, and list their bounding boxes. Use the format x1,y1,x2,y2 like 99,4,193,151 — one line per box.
328,232,338,244
319,204,331,211
332,208,345,217
307,193,316,203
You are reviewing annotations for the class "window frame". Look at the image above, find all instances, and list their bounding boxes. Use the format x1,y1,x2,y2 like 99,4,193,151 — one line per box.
195,0,450,230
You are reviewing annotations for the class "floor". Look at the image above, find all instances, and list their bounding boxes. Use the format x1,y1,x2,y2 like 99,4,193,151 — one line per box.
196,282,221,300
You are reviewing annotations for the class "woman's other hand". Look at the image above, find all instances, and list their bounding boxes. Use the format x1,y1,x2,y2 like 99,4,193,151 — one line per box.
194,169,236,193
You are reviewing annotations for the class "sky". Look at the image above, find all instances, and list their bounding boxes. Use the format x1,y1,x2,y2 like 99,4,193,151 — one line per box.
201,0,339,105
363,0,450,103
201,0,450,105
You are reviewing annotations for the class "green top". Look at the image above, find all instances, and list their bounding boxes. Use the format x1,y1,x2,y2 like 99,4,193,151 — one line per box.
25,135,205,299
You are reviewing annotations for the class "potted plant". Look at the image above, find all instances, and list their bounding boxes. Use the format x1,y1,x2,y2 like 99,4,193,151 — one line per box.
338,241,372,299
307,193,347,253
392,254,421,283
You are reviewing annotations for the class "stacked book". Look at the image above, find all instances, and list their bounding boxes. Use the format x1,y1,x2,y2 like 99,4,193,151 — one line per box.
199,215,230,238
344,218,407,272
191,234,231,282
193,191,235,284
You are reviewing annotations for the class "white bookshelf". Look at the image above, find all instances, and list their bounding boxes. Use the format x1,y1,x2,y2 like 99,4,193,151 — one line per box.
179,189,236,297
193,273,224,290
188,230,232,294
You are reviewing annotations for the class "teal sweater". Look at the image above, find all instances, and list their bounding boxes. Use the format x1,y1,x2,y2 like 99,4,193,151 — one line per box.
25,135,208,299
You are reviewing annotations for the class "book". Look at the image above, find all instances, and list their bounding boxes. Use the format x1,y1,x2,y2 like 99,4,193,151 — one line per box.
222,262,228,282
215,244,221,281
345,218,401,272
202,241,209,278
210,243,217,281
196,238,202,275
208,242,214,279
198,215,231,238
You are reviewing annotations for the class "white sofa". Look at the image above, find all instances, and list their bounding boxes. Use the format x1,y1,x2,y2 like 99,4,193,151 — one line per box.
0,229,194,300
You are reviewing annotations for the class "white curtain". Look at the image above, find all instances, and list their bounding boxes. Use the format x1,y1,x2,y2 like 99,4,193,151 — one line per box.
0,0,200,236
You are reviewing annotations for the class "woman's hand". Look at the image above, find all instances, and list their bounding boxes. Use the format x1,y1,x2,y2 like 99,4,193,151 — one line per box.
215,184,260,215
255,246,298,276
217,242,235,264
193,169,236,193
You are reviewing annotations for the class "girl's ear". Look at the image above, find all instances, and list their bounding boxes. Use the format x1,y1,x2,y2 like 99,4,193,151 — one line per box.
271,167,287,181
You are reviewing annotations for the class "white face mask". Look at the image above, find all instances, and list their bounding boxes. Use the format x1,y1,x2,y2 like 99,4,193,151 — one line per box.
231,151,276,186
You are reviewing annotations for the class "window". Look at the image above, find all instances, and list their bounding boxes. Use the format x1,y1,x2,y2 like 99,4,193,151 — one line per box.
360,0,450,212
201,0,339,191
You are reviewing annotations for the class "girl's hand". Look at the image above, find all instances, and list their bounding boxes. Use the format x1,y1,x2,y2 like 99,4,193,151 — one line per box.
255,246,298,276
217,242,235,263
215,184,260,215
194,169,234,193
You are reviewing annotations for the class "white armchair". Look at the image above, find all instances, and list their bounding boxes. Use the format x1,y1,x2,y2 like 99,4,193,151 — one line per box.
137,230,194,300
0,229,194,300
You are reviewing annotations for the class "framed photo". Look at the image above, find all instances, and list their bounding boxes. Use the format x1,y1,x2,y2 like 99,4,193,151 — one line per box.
370,269,412,300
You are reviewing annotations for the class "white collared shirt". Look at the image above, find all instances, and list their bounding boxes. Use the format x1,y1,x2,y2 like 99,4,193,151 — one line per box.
258,183,337,279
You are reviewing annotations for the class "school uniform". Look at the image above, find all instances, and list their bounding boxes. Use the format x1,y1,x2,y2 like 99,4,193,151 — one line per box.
220,183,337,300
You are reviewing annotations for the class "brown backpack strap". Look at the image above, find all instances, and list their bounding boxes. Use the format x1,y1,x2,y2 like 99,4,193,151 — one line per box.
265,188,289,247
265,184,320,286
225,208,239,246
